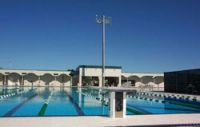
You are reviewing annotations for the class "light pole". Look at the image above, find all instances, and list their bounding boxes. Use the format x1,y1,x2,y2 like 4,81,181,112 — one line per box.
96,15,111,87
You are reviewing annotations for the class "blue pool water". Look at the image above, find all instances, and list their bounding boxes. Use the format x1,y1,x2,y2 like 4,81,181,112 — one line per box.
0,86,200,117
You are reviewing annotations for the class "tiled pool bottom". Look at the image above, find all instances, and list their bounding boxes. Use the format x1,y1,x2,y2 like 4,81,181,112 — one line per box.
0,86,200,117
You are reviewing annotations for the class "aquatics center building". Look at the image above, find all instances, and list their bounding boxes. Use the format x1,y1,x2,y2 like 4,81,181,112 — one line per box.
0,65,164,89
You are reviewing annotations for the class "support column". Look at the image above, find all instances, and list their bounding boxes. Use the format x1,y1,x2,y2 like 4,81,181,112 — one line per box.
79,75,82,87
22,76,24,86
78,88,82,107
110,91,115,118
123,92,127,118
3,75,8,86
38,76,41,86
54,76,58,86
78,68,82,87
31,81,33,88
99,76,102,87
109,91,126,118
126,77,129,85
118,76,121,87
2,75,5,86
20,76,24,86
70,77,72,87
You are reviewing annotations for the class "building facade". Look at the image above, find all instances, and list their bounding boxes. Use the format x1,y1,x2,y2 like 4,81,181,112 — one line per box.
72,65,122,87
0,65,164,89
0,69,72,86
72,65,164,89
164,69,200,95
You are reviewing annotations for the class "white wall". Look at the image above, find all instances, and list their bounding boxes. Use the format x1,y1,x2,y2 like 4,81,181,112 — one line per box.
81,68,121,77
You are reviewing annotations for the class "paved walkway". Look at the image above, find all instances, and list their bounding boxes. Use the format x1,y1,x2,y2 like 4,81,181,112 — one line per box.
0,114,200,127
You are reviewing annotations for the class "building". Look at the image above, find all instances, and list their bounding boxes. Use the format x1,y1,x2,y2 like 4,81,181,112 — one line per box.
164,69,200,95
72,65,164,90
0,65,164,89
72,65,122,87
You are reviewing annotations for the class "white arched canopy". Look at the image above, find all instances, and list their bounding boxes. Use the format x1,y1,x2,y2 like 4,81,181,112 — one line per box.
57,74,71,83
121,75,127,80
141,76,153,84
8,73,21,82
24,73,39,82
41,73,54,84
128,75,141,82
154,76,164,84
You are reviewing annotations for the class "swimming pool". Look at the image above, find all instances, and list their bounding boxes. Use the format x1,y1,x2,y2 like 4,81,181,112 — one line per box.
0,86,200,117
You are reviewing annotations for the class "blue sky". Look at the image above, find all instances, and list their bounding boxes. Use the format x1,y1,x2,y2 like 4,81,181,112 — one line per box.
0,0,199,72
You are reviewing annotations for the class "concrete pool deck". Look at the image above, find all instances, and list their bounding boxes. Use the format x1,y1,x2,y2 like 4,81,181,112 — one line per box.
0,114,200,127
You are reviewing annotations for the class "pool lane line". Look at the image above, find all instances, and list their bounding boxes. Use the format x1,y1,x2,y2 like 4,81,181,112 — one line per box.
1,88,36,101
3,93,38,117
128,97,200,113
64,91,85,116
0,88,18,97
128,105,200,112
0,89,27,101
38,92,53,116
127,104,152,115
167,100,200,110
126,106,146,115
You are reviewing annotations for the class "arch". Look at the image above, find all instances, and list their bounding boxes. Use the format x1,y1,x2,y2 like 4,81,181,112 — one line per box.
154,76,164,84
24,73,39,82
121,75,127,80
141,76,153,84
148,81,157,87
121,75,128,85
57,74,71,83
128,75,141,82
40,73,54,84
8,72,21,82
159,82,164,87
135,82,145,87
